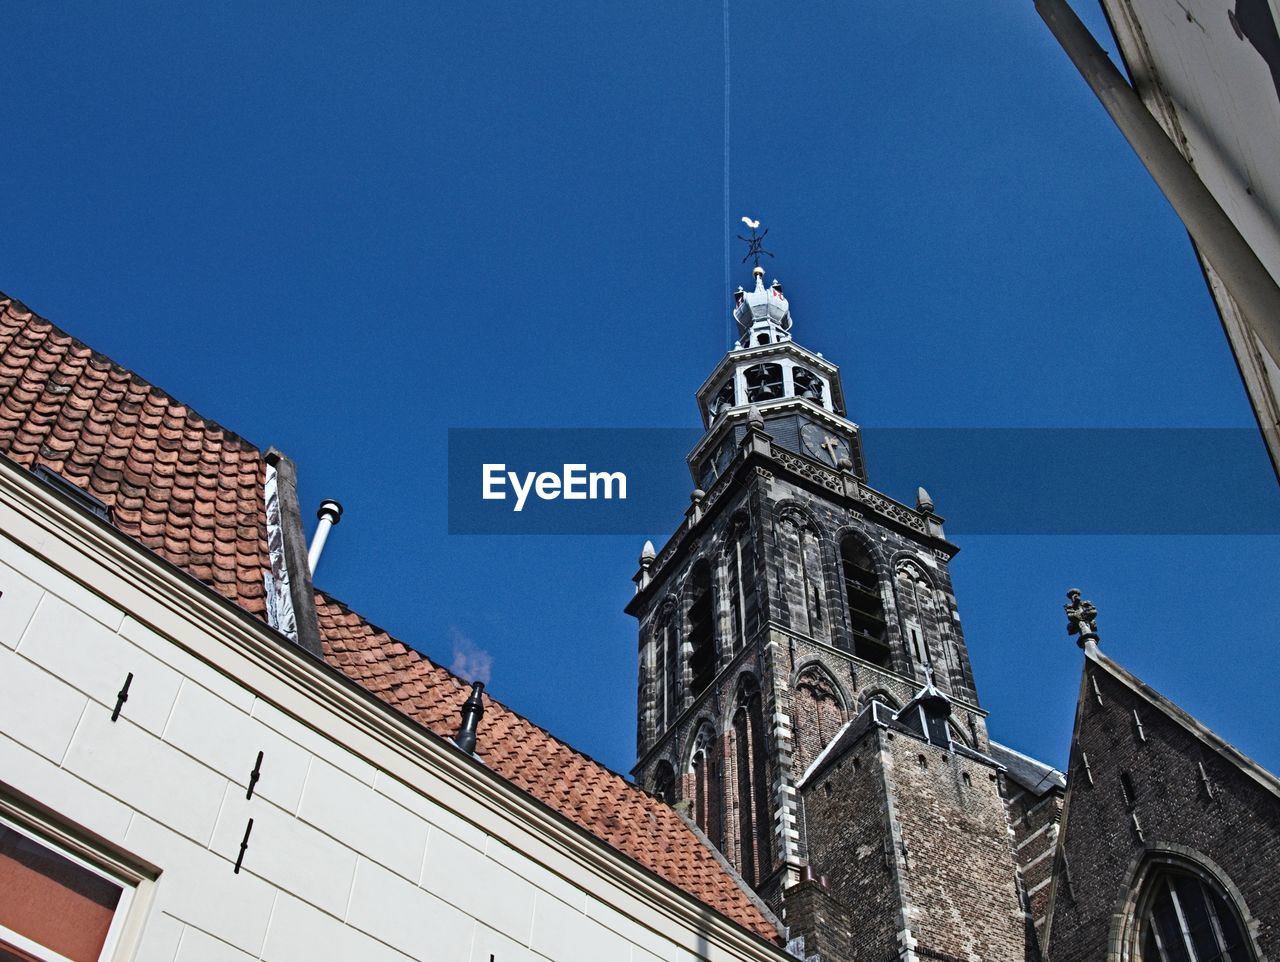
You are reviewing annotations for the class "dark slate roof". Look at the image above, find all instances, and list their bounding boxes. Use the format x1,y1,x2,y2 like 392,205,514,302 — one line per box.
988,740,1067,795
801,694,1011,790
798,701,890,787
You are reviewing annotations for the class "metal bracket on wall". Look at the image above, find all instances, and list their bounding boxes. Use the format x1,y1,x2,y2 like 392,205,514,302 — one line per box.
1197,761,1215,800
1090,675,1104,707
111,672,133,722
246,751,264,800
234,819,254,874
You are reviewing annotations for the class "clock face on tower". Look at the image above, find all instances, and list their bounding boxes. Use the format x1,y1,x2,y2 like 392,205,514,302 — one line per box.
698,436,737,490
800,422,848,466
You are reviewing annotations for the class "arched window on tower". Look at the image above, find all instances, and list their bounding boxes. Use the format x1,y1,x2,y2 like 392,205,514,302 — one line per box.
652,760,675,805
687,561,716,697
726,520,760,653
780,513,827,641
744,363,784,402
896,559,940,679
708,379,736,423
688,724,722,846
792,366,825,405
654,612,681,731
841,538,890,667
1136,866,1256,961
791,667,845,775
732,678,772,886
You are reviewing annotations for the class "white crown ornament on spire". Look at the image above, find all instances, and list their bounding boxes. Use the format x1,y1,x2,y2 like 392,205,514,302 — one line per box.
732,217,792,349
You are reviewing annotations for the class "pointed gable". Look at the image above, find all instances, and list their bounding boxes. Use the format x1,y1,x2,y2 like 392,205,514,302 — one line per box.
1044,649,1280,960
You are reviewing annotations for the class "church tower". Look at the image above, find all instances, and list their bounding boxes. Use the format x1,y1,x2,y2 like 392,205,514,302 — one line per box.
627,256,1034,959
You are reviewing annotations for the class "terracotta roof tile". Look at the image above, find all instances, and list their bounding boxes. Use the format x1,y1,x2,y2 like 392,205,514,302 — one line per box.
314,591,778,942
0,292,780,945
0,295,269,615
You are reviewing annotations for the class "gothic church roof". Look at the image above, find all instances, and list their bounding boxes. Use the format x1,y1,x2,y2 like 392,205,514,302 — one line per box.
0,293,782,944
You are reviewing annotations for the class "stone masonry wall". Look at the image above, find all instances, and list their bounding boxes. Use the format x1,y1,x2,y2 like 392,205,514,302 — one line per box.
800,726,903,961
887,731,1029,961
1046,657,1280,961
1003,781,1062,954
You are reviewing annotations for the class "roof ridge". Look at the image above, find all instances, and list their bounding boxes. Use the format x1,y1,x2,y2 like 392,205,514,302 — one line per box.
0,293,263,454
0,296,660,804
311,586,659,798
1087,649,1280,799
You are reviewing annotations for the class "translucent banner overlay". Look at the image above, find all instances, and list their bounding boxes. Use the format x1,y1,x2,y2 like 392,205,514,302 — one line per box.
447,428,1280,535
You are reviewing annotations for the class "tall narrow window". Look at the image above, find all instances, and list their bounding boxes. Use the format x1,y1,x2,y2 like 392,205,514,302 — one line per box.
726,520,760,652
792,367,825,405
0,817,134,962
781,515,826,641
708,379,736,422
732,680,772,886
654,614,681,731
733,705,756,882
1139,869,1255,962
897,559,952,682
689,725,722,846
906,622,927,665
687,562,716,697
841,538,889,666
652,761,676,805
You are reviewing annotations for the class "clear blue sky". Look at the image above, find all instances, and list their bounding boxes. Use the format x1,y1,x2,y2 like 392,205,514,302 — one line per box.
3,1,1278,778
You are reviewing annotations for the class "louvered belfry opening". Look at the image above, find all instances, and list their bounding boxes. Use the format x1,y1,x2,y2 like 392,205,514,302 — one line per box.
653,613,681,733
743,363,784,402
841,538,890,667
687,561,716,697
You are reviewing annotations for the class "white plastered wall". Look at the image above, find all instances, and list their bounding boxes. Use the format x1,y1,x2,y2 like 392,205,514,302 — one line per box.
0,463,783,962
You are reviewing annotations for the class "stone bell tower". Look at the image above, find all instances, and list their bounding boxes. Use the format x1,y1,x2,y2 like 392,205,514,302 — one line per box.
627,250,1035,959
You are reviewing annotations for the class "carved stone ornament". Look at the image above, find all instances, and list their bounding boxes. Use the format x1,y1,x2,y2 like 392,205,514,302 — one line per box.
1064,588,1099,648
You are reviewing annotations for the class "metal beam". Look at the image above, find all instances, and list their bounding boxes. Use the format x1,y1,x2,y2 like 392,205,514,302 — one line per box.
1035,0,1280,370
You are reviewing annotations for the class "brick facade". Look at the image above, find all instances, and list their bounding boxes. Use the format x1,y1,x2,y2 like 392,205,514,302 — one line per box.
1004,783,1062,950
799,707,1031,961
1044,650,1280,961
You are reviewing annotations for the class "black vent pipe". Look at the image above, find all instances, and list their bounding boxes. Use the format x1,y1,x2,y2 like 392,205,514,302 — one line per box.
454,681,485,755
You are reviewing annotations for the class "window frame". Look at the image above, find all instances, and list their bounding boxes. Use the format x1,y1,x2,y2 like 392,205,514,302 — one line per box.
1115,849,1261,962
0,802,147,962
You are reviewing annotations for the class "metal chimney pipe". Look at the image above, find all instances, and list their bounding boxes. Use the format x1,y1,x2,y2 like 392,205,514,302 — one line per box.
454,681,485,755
307,499,343,575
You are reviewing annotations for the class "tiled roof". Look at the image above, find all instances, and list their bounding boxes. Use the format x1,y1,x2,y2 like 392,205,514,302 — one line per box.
316,591,780,941
0,296,270,614
0,292,780,944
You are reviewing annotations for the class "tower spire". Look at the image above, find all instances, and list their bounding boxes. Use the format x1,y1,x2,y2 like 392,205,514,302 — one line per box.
731,221,792,349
